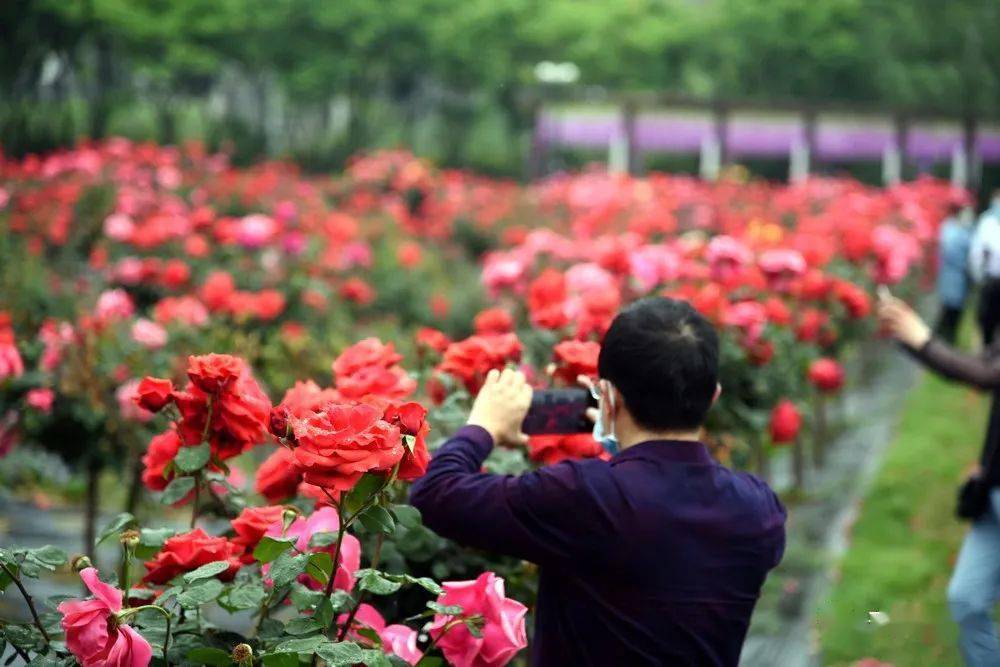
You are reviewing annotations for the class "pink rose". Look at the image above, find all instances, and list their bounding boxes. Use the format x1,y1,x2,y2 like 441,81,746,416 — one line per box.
58,567,153,667
0,341,23,381
95,289,135,324
26,388,54,413
338,603,423,665
264,507,360,592
130,319,168,349
117,380,155,422
428,572,527,667
235,214,278,249
103,213,135,242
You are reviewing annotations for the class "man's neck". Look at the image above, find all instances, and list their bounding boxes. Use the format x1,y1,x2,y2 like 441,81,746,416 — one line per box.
618,428,702,451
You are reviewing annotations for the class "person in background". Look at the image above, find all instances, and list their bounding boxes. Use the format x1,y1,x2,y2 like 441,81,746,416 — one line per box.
879,289,1000,667
410,297,786,666
969,190,1000,346
936,203,974,344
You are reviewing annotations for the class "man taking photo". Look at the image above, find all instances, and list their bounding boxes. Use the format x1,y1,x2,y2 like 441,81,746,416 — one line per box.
410,296,787,665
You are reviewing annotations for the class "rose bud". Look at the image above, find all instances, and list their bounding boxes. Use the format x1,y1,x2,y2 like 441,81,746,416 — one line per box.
135,377,174,413
269,406,291,440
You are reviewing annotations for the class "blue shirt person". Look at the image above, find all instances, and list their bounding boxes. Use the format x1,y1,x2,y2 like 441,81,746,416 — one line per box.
411,297,786,666
934,205,974,343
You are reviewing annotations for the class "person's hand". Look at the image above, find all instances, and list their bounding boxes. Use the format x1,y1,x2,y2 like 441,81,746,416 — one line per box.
577,374,599,424
467,368,533,446
877,296,931,349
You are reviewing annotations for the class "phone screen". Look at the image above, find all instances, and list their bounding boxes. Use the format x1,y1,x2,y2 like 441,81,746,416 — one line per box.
521,388,594,435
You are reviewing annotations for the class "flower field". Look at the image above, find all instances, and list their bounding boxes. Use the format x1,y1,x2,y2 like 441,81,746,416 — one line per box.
0,139,966,666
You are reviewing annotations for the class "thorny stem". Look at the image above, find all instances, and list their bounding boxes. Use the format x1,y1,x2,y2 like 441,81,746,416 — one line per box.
0,560,50,645
336,533,384,642
190,397,214,529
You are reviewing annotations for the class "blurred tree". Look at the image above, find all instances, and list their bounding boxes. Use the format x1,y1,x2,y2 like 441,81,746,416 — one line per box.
3,0,1000,169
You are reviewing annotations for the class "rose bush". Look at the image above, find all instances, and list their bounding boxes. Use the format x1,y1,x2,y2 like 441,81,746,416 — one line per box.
0,140,967,664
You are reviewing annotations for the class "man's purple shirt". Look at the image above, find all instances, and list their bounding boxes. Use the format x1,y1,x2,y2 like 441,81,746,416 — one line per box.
409,426,786,666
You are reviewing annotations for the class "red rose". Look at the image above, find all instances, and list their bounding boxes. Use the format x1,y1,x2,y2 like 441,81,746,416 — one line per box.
290,403,403,492
230,505,285,556
798,269,830,300
160,259,191,289
763,297,792,327
142,528,242,585
808,358,845,393
333,338,415,400
269,407,290,440
383,401,431,481
415,327,451,355
141,428,183,492
173,355,271,460
333,338,403,377
770,400,802,444
277,380,341,418
551,340,600,385
832,279,871,319
336,365,416,401
135,377,174,413
527,434,607,465
255,447,303,502
437,333,523,394
473,308,514,335
199,271,236,312
528,269,569,330
340,277,375,305
795,309,829,343
254,290,286,321
187,353,244,393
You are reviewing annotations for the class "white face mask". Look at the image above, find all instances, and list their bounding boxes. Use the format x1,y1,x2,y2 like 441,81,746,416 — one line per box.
590,380,619,456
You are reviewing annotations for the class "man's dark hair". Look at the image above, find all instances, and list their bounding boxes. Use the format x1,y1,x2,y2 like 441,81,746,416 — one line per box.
598,297,719,431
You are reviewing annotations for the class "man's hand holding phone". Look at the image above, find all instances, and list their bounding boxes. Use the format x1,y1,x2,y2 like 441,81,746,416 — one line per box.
467,368,533,446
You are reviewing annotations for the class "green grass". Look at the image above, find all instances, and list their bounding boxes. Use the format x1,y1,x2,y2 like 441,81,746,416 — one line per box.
817,372,990,666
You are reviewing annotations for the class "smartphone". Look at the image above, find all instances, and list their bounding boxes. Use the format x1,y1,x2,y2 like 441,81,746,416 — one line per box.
521,388,595,435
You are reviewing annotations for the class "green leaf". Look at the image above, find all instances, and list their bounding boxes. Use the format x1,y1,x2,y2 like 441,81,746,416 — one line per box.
427,601,462,616
183,560,231,584
27,545,67,567
186,647,232,666
96,513,137,546
160,476,196,505
402,575,442,596
314,597,335,628
284,617,323,636
174,443,211,473
289,584,324,612
315,641,364,666
270,552,309,589
274,636,327,654
225,583,267,610
253,536,295,564
140,527,175,547
262,653,299,667
358,506,395,534
415,658,444,667
307,532,338,548
306,552,333,586
390,504,421,528
355,569,401,595
0,562,17,592
361,650,398,667
345,474,384,514
177,579,224,609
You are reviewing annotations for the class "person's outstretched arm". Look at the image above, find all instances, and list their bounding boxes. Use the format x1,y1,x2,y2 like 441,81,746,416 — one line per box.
908,339,1000,390
409,369,616,566
880,294,1000,390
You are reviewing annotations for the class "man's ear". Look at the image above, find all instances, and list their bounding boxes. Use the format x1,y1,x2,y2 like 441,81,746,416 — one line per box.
712,383,722,406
